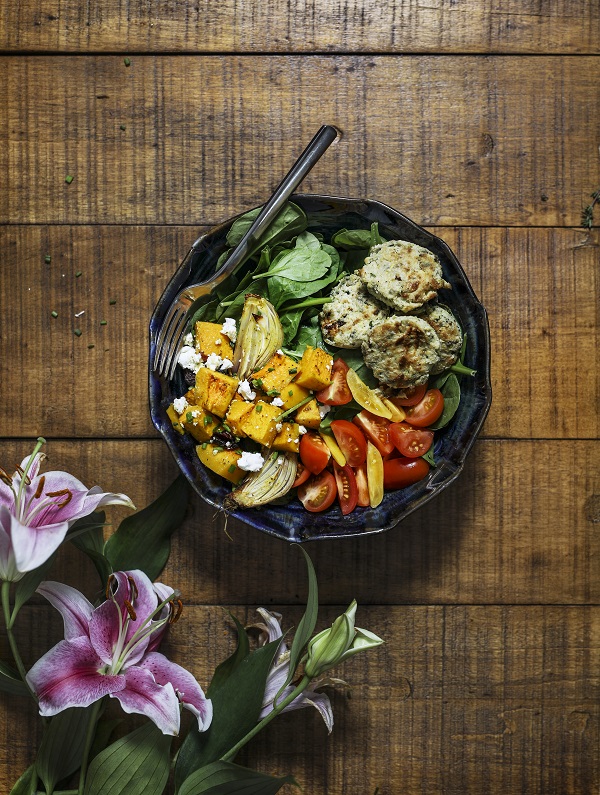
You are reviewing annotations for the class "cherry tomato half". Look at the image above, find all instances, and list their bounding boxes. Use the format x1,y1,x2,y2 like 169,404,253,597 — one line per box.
330,419,367,468
299,432,331,475
315,358,352,405
404,388,445,428
333,461,358,515
298,470,337,513
389,422,434,458
388,383,428,407
353,410,394,457
354,463,370,507
293,460,311,488
383,457,430,490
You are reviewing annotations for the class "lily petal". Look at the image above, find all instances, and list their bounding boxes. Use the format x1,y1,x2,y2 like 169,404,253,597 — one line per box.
10,513,69,573
254,608,284,645
0,506,19,581
26,474,133,528
259,685,334,733
27,636,124,716
111,666,181,736
37,581,94,640
139,652,213,732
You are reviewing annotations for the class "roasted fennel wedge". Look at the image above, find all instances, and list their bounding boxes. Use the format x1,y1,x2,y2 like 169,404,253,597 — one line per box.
232,295,284,381
227,450,298,508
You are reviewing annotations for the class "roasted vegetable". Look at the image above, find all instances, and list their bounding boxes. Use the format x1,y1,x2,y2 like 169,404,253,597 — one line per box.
232,295,284,381
227,450,298,508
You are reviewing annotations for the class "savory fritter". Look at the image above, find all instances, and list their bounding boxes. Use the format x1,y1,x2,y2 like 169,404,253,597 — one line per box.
360,240,451,313
419,304,463,373
361,315,441,389
319,273,389,349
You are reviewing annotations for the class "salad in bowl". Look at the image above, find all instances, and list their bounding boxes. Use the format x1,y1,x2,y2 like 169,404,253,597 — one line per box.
149,195,491,541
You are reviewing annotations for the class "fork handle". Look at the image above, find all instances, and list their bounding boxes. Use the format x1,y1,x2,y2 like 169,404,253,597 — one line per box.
213,124,339,278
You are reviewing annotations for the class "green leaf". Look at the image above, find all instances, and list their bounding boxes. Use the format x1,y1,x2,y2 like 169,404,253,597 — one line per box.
36,707,94,794
0,660,28,696
178,761,297,795
254,247,331,283
9,765,36,795
330,227,373,250
274,546,318,705
90,718,124,760
84,723,171,795
282,315,324,358
207,615,250,694
104,476,189,580
421,446,436,467
429,373,461,430
11,553,57,623
175,639,280,787
295,231,321,250
70,512,112,585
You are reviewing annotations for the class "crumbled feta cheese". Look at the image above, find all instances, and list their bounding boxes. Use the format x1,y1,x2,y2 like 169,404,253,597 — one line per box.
237,379,256,401
276,349,283,355
205,353,223,371
214,338,222,345
275,422,283,432
318,404,331,419
183,332,194,346
173,396,188,414
271,397,284,407
219,358,234,371
178,345,203,373
237,451,265,472
221,317,237,342
298,425,307,435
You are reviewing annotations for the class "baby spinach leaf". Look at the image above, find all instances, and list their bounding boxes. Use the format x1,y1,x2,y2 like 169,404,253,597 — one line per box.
429,373,461,430
295,231,322,250
254,247,331,283
422,446,436,467
224,202,307,268
281,309,304,344
331,228,373,250
331,348,377,388
370,221,383,245
282,315,324,357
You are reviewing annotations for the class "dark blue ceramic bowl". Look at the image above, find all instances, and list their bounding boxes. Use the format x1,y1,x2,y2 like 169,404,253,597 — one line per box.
149,195,492,542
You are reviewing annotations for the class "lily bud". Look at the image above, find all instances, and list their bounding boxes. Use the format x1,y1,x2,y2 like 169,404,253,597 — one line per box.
304,601,383,678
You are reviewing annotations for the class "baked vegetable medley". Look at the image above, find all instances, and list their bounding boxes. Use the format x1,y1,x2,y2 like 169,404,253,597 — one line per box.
166,202,475,516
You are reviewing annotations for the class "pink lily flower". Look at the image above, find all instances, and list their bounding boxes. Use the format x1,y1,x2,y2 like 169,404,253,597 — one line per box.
27,570,212,736
0,438,134,580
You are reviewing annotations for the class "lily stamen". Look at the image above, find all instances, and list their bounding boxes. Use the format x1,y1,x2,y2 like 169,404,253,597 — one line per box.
0,466,13,486
45,488,73,508
170,599,184,624
127,575,139,599
33,476,45,500
124,599,137,621
15,465,32,486
106,574,116,600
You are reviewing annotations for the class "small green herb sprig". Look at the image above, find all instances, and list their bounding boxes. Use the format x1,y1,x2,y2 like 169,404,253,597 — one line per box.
581,188,600,230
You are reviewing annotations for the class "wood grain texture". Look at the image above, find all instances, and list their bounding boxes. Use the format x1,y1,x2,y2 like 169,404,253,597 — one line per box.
1,0,598,54
0,438,597,606
2,605,598,794
1,225,598,440
1,56,598,226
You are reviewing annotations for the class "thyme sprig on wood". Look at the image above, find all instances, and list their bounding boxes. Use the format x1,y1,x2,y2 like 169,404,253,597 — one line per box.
581,188,600,230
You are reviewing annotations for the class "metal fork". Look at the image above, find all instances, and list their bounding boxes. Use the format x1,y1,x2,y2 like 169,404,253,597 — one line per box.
152,125,339,380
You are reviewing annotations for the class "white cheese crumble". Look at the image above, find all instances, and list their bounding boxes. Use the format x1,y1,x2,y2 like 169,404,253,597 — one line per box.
237,451,265,472
237,380,256,401
205,353,223,371
221,317,237,342
271,397,284,407
276,349,283,355
173,396,188,414
220,358,234,371
214,338,222,345
183,332,194,347
318,404,331,419
298,425,307,435
178,346,203,373
275,422,283,432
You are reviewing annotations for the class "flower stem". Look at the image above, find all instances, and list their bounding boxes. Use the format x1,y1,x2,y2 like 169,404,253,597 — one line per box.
1,581,37,701
220,675,311,762
78,699,103,795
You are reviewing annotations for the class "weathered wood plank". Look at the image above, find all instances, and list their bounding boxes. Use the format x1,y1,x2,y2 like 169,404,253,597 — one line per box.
1,56,598,226
2,605,598,794
1,226,597,440
1,0,598,54
0,438,597,605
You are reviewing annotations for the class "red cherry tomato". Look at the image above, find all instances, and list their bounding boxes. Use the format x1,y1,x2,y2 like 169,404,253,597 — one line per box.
389,422,434,458
299,432,331,475
352,410,394,457
333,461,358,515
315,358,352,405
293,460,311,488
354,463,370,507
298,470,337,512
388,383,428,407
330,420,367,468
404,389,445,428
383,457,430,490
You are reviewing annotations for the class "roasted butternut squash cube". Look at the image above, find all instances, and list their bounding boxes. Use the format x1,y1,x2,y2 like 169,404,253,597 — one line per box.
238,401,281,447
167,404,185,435
294,347,334,391
194,321,234,359
272,422,300,453
225,399,255,438
196,443,245,484
195,369,239,418
295,398,321,429
180,406,217,443
280,382,310,411
251,353,298,396
184,389,198,405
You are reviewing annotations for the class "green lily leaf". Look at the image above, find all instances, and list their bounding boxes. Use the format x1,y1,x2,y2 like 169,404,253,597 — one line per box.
0,660,28,697
175,638,280,787
70,512,112,585
9,764,36,795
11,553,57,623
84,722,171,795
104,476,189,580
178,761,297,795
90,717,124,760
36,707,94,794
208,615,250,694
274,546,318,705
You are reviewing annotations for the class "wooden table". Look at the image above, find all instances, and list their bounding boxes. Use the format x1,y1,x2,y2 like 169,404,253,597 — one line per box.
1,3,599,793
